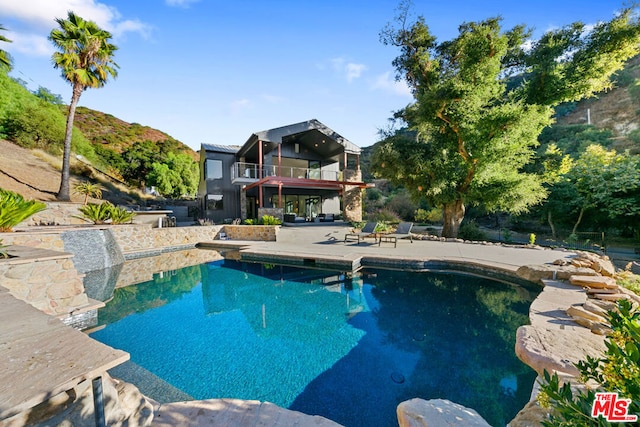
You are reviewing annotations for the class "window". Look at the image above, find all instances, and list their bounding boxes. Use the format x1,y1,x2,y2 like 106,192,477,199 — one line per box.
205,159,223,180
206,194,223,210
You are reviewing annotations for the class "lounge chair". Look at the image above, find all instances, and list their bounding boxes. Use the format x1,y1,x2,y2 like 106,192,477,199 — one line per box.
344,222,379,244
379,222,413,248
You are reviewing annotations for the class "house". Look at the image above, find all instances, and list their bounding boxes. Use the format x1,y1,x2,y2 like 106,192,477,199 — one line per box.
197,119,368,223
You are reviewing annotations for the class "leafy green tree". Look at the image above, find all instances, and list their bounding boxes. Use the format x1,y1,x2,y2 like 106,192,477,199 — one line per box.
0,24,12,70
146,152,198,199
33,86,64,105
373,3,640,237
49,11,118,201
121,140,162,186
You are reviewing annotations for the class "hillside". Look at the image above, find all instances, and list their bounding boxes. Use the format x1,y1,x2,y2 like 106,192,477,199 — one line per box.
74,106,198,159
0,139,146,205
556,55,640,153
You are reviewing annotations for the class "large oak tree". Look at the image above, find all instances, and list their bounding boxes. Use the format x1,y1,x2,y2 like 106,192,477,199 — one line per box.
49,12,118,201
372,3,640,237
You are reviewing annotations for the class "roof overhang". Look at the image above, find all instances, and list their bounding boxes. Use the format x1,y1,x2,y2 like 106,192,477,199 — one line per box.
243,177,371,192
237,119,360,160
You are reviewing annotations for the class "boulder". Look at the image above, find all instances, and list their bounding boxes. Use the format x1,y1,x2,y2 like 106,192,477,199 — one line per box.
397,398,491,427
566,305,608,324
515,325,606,378
568,275,618,289
516,265,596,283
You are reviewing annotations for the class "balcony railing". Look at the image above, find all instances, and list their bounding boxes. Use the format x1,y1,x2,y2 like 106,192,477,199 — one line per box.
231,162,343,183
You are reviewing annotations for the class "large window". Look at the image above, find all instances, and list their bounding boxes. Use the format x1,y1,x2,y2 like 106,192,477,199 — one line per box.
206,194,223,210
205,159,223,180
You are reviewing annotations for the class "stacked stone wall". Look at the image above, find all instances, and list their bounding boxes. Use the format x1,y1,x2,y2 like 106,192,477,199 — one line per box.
223,225,278,241
0,254,88,316
18,202,89,228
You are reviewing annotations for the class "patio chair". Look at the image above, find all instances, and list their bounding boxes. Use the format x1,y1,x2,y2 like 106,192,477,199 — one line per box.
379,222,414,248
344,222,379,244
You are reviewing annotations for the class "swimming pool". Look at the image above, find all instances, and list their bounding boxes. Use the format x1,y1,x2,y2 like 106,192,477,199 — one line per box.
91,259,538,427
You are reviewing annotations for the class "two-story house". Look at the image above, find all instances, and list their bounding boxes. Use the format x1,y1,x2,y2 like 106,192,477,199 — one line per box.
197,119,367,223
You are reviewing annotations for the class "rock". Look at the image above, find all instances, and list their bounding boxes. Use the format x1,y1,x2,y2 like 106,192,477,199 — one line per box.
591,293,631,302
507,398,550,427
593,259,616,277
569,275,618,289
516,265,596,283
397,398,491,427
552,259,570,266
583,299,610,317
515,325,606,378
566,305,608,324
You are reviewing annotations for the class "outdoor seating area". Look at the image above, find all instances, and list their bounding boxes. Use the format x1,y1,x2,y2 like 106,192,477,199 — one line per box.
379,222,414,248
344,222,414,247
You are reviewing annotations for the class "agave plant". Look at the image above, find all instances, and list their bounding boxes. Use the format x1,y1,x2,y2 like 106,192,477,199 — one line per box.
73,181,104,205
109,205,135,224
0,189,46,232
78,202,113,224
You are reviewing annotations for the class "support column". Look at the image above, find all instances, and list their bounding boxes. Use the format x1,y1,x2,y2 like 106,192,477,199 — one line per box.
258,140,263,208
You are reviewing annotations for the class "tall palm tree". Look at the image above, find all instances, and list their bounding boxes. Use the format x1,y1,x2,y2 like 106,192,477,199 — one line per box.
0,24,12,70
49,12,118,201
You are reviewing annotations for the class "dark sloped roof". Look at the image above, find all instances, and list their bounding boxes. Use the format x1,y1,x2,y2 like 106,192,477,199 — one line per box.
201,143,241,154
246,119,360,155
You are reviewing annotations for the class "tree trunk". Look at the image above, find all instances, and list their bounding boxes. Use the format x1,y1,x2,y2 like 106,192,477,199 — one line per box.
547,210,557,239
571,206,585,235
57,84,82,201
441,199,465,238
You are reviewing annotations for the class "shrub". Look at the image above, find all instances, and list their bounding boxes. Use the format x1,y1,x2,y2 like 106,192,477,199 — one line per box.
368,208,401,223
529,233,537,245
415,207,443,223
109,206,135,224
458,220,487,241
0,189,46,232
537,300,640,426
78,202,113,224
243,215,282,226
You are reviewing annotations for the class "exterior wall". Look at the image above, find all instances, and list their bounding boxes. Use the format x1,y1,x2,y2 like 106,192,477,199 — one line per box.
198,149,241,223
258,208,284,222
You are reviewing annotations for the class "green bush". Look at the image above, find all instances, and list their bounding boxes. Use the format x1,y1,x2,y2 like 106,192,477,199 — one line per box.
458,220,487,241
0,189,46,231
243,215,282,226
368,208,401,223
538,300,640,426
109,206,135,224
78,202,113,224
415,207,443,223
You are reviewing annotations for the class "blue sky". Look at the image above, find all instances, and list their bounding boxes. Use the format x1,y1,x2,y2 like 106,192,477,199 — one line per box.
0,0,628,150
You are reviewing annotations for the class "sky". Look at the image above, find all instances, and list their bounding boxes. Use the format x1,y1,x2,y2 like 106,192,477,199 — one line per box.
0,0,630,151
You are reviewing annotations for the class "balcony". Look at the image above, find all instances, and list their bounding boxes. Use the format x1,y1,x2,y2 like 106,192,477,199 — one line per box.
231,162,343,185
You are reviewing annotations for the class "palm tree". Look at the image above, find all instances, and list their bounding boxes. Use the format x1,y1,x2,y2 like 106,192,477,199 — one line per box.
49,12,118,201
73,181,104,205
0,24,12,70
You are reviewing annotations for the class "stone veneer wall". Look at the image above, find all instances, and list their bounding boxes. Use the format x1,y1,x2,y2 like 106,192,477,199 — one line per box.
343,169,363,223
116,248,224,289
18,202,89,228
0,253,88,316
257,207,284,221
222,225,278,241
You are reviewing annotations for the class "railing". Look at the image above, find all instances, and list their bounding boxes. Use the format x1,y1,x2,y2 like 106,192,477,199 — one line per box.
232,162,343,182
543,231,605,252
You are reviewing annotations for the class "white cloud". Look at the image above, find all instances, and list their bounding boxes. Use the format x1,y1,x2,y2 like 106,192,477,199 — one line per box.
0,0,151,56
371,71,412,97
6,32,52,56
165,0,201,8
229,98,253,115
330,57,367,82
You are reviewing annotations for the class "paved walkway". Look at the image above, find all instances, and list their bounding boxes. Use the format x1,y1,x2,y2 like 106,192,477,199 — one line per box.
224,224,573,273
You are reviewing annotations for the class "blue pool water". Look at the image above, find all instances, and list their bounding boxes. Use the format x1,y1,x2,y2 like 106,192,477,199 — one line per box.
91,259,539,427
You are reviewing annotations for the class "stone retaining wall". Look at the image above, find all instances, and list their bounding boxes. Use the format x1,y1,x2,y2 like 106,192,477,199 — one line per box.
0,250,88,316
17,202,89,228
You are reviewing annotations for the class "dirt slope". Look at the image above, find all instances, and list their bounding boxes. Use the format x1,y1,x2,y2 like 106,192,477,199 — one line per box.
0,139,141,204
